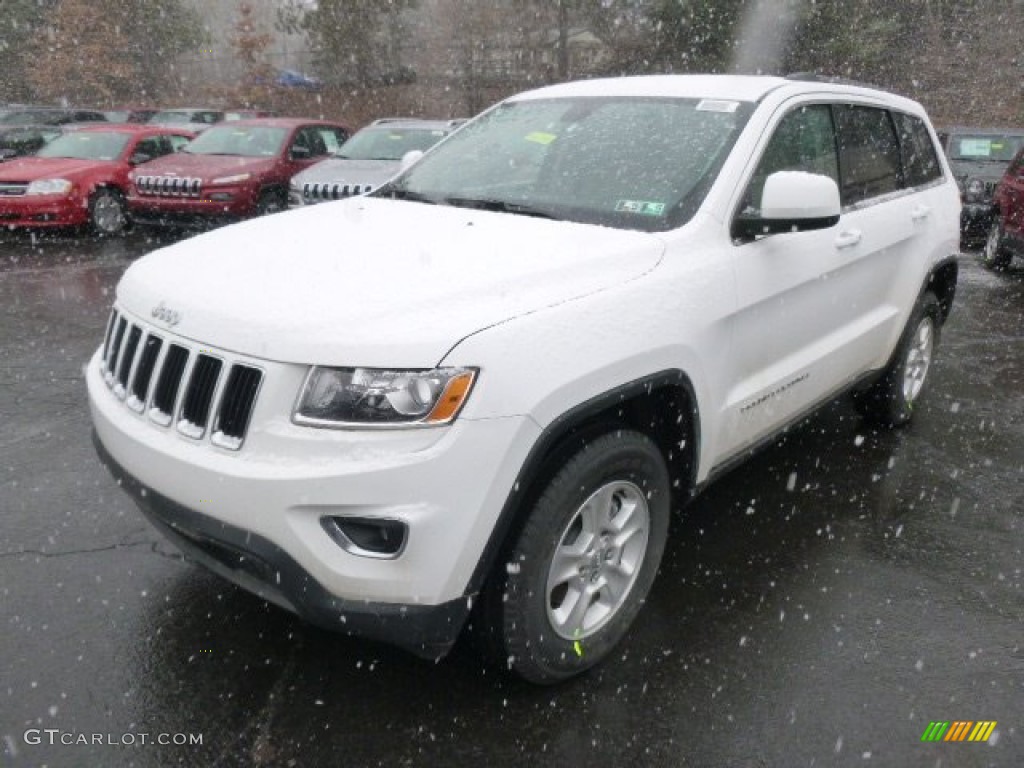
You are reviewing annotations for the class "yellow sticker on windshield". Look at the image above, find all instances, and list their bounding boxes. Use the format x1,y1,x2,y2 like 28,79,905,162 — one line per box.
525,131,557,145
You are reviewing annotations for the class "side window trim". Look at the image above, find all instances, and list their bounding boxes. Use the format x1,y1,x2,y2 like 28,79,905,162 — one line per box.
729,99,840,241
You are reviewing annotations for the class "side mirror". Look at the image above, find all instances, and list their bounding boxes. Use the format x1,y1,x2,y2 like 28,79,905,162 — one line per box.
290,145,312,160
733,171,841,241
129,152,151,166
400,149,424,172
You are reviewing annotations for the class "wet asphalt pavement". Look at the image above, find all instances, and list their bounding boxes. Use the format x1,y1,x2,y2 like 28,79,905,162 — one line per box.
0,228,1021,768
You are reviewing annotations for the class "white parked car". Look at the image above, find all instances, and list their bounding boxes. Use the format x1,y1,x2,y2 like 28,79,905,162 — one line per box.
88,74,959,683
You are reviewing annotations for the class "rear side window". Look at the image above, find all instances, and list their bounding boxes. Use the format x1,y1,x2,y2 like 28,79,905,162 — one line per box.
834,105,901,206
894,113,942,187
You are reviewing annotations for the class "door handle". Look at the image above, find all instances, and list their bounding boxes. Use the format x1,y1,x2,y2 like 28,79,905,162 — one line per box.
834,229,862,249
911,204,932,221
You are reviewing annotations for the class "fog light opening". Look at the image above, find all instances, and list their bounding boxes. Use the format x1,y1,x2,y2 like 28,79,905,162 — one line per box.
321,516,407,559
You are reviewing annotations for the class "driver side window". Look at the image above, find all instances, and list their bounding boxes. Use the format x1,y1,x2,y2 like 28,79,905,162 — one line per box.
740,104,839,215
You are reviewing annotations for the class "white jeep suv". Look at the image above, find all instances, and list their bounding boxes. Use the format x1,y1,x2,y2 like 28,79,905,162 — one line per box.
88,75,959,683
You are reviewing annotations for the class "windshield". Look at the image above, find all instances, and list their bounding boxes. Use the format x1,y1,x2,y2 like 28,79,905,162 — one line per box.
380,97,751,232
949,134,1024,163
36,131,129,160
183,125,287,157
337,125,450,160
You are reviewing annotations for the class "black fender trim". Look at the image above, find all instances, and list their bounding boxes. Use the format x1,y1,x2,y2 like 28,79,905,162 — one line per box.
926,254,958,324
463,369,700,597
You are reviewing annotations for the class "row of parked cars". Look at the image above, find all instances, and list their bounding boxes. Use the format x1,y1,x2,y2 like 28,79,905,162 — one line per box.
0,106,463,236
2,102,1022,274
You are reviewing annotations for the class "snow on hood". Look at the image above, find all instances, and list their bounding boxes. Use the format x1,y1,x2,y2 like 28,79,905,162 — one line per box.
117,197,665,367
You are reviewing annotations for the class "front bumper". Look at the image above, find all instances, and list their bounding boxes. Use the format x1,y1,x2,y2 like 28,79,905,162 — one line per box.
127,189,253,228
86,325,538,656
92,431,470,658
960,202,993,239
0,194,87,228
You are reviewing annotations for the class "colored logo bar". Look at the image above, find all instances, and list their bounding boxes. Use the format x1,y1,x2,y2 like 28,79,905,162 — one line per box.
921,721,997,742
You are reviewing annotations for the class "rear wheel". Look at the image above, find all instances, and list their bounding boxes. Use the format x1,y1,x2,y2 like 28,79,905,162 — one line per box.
89,188,127,235
855,291,941,427
982,216,1012,270
481,430,670,684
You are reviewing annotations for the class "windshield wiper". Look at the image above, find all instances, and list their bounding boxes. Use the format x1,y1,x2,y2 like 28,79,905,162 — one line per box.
380,188,438,204
442,196,558,220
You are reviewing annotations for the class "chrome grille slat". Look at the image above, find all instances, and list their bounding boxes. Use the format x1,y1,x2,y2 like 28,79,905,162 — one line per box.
150,344,190,425
115,325,143,396
99,309,261,450
128,334,163,412
106,316,128,384
136,175,202,197
0,182,29,196
213,365,262,448
178,354,223,439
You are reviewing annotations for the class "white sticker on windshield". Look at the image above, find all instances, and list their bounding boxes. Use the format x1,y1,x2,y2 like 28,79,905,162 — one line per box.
696,99,740,113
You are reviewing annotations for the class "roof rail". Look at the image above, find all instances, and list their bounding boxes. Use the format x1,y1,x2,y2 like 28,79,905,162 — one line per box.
785,72,884,91
370,117,427,125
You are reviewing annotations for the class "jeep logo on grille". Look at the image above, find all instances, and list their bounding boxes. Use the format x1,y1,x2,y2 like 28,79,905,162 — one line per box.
151,302,182,327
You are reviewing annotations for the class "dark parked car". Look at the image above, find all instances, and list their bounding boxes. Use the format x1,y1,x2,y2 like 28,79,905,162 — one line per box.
0,124,63,161
939,126,1024,243
127,118,350,228
103,107,160,124
983,145,1024,270
0,107,108,126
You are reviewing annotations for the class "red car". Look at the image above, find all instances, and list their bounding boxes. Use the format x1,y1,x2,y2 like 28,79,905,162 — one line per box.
0,124,194,234
127,118,350,228
984,146,1024,270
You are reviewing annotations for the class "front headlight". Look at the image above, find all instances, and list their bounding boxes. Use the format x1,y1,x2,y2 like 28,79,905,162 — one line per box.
210,173,251,185
294,366,477,427
25,178,72,196
964,177,987,203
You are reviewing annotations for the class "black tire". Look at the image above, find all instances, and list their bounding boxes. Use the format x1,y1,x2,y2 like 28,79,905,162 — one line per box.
255,189,286,217
855,291,941,427
982,216,1012,270
89,188,127,236
481,430,670,684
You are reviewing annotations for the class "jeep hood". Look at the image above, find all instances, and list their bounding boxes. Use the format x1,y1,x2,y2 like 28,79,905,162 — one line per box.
116,197,665,367
294,157,399,187
136,153,275,181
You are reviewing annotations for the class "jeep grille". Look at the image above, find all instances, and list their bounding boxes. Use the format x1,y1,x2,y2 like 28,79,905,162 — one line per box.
302,181,373,203
134,175,203,197
100,308,262,450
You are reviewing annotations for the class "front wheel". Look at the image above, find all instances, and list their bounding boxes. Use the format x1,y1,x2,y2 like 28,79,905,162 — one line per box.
483,430,671,684
255,189,286,217
89,188,127,236
982,216,1012,270
855,292,941,427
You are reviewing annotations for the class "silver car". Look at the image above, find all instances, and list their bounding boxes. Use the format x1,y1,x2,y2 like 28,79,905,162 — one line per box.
288,118,462,207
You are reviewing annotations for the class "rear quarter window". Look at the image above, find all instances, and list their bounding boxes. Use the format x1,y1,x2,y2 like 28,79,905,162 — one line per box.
894,112,943,187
